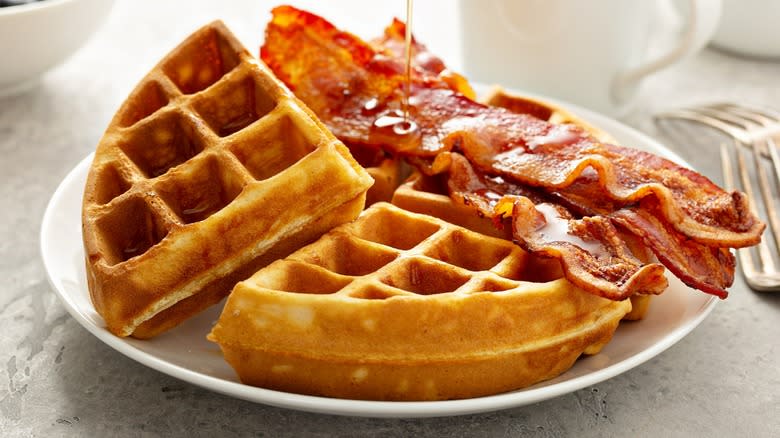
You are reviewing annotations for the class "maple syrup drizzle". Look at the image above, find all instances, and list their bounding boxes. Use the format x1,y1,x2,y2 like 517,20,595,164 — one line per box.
369,0,419,143
403,0,413,122
535,204,608,258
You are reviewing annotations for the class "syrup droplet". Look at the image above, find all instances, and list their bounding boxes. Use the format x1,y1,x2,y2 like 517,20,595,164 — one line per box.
363,98,379,113
374,109,418,135
370,109,421,151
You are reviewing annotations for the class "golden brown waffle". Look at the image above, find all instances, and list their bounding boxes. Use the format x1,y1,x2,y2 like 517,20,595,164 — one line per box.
209,203,631,401
393,88,653,319
82,21,373,338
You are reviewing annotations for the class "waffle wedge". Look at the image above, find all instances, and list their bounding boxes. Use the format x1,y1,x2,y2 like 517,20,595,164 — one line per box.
393,88,652,320
209,203,632,401
82,21,373,338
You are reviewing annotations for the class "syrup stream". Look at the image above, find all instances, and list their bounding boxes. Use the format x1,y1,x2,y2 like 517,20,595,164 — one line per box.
370,0,418,141
403,0,413,122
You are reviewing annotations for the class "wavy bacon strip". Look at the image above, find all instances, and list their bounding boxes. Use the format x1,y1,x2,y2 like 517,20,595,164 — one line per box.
447,153,668,300
261,6,763,250
449,153,733,298
611,206,735,297
547,172,735,296
372,20,761,254
454,125,763,248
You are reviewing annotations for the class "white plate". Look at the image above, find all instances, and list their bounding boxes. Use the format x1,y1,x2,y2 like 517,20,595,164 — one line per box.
40,100,717,418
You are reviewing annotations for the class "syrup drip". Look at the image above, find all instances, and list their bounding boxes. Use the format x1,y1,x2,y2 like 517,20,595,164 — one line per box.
535,203,608,258
372,109,420,151
374,110,417,135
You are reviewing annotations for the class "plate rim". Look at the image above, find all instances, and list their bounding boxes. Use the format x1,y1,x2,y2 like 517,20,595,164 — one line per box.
39,93,718,418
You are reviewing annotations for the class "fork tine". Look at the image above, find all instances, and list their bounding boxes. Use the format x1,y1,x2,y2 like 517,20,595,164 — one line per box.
767,137,780,191
735,143,776,273
655,108,751,143
722,105,780,192
712,104,780,143
659,105,780,158
758,136,780,250
723,102,780,124
749,138,780,266
720,105,780,141
720,143,759,279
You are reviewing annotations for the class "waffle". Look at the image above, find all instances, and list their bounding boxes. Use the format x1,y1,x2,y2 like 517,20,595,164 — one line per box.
344,146,408,206
208,203,632,401
392,87,652,320
82,21,373,338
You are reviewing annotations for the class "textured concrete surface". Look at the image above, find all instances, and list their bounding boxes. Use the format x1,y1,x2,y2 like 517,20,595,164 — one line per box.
1,1,779,436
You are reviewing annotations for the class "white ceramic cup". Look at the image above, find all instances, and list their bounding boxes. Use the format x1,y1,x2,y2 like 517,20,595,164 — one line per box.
710,0,780,59
459,0,722,115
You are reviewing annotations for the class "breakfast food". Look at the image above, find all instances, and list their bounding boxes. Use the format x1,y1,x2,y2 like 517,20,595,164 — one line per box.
391,87,618,236
208,202,632,400
81,5,764,402
393,87,655,319
81,21,373,338
261,6,764,301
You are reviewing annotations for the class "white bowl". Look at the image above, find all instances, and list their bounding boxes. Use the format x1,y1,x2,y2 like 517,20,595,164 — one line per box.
0,0,115,96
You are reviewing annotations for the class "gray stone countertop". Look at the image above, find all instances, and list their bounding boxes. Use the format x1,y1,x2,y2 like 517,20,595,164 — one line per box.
1,1,778,436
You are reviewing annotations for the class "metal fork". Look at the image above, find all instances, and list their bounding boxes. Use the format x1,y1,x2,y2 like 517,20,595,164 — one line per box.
655,103,780,291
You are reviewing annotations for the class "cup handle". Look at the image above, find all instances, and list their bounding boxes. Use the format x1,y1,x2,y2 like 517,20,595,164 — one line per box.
612,0,722,103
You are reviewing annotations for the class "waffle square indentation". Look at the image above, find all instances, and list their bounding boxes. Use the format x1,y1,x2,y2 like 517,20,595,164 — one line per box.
347,284,412,300
424,229,513,272
228,114,316,181
379,257,470,295
250,261,352,294
162,27,241,94
290,233,398,276
91,164,131,205
351,209,440,250
154,155,245,224
95,197,169,266
117,81,169,128
192,74,276,137
119,111,206,178
472,278,517,292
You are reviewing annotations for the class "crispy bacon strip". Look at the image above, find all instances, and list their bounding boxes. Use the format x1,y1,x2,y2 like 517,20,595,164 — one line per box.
453,125,763,248
611,206,734,298
448,153,733,298
447,153,668,300
261,6,763,250
547,173,735,297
